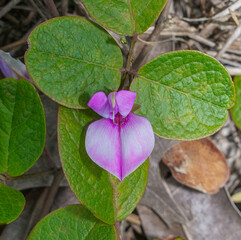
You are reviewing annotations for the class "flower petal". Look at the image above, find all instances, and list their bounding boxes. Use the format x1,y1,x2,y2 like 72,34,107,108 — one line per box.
120,113,154,180
88,92,110,118
116,90,136,117
0,55,17,78
0,50,30,80
85,118,122,180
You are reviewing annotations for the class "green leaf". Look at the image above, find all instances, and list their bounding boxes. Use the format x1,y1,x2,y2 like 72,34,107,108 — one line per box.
0,78,45,176
25,17,122,109
0,185,25,224
230,76,241,129
27,205,116,240
82,0,167,35
130,51,235,140
58,106,148,224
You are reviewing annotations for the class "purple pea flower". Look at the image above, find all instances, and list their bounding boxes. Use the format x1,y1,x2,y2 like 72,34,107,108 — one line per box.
85,90,155,181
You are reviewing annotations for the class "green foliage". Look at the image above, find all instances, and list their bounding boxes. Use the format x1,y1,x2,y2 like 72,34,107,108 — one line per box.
25,17,122,109
27,205,116,240
58,106,149,224
131,51,235,140
0,184,25,224
0,78,45,176
81,0,167,35
230,76,241,129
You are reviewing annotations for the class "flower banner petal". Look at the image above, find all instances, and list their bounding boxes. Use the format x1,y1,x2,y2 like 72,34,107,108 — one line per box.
120,113,154,179
116,91,136,117
88,92,110,118
85,118,122,179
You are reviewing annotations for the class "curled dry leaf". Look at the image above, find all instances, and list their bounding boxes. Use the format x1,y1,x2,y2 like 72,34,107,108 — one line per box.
162,139,229,194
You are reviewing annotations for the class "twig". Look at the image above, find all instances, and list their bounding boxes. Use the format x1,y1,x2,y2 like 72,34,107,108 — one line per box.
229,9,240,26
137,36,192,49
23,188,49,239
7,169,56,181
182,0,241,23
216,23,241,60
45,0,60,17
213,0,241,21
4,13,19,25
61,0,68,16
13,5,34,11
22,11,36,26
44,146,58,170
182,17,209,22
38,169,64,220
126,214,141,225
226,66,241,76
0,38,27,51
0,0,22,19
29,0,48,20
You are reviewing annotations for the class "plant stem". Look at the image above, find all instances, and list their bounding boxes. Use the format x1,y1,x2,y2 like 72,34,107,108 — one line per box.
126,34,138,71
114,221,122,240
132,0,172,70
0,174,6,185
120,34,138,90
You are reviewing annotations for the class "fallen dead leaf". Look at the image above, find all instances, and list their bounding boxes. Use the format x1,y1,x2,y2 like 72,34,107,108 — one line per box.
162,139,230,194
139,137,241,240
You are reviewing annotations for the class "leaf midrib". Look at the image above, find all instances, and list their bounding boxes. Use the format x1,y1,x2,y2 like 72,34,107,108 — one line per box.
137,75,226,108
127,0,135,33
29,50,121,72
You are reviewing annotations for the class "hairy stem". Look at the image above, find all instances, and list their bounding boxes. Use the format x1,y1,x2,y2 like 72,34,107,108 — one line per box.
114,221,122,240
120,34,138,90
132,0,172,70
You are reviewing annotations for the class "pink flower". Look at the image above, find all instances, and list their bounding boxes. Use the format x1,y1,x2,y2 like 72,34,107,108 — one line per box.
85,90,155,181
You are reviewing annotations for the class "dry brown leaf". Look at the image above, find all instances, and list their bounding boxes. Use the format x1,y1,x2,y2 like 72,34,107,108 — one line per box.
162,139,230,194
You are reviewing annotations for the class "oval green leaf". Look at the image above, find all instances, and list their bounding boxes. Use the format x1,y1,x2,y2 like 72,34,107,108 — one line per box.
0,184,25,224
25,17,122,109
0,78,45,176
82,0,167,35
130,51,235,140
58,106,149,224
27,205,116,240
230,76,241,129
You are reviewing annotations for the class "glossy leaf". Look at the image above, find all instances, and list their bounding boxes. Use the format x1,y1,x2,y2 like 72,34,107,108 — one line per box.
131,51,235,140
25,17,122,109
27,205,116,240
58,106,149,224
230,76,241,129
0,78,45,176
0,184,25,224
81,0,167,35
